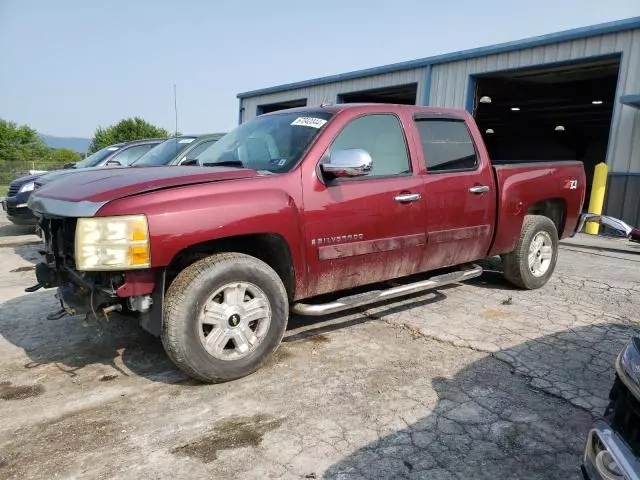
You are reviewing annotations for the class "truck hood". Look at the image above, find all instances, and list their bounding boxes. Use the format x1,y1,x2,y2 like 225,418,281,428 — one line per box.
29,166,259,214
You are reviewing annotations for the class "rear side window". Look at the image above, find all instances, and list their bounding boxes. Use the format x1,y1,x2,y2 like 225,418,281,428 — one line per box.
415,119,478,172
326,114,410,177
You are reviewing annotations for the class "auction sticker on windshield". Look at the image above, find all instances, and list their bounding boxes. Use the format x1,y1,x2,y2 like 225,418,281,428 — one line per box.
291,117,327,128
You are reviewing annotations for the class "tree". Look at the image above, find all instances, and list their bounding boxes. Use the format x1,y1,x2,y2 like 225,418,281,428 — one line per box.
47,148,82,166
89,117,169,152
0,118,48,164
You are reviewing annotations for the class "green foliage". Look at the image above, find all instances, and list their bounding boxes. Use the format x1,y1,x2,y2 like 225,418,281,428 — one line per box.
47,148,82,165
0,118,48,164
89,117,169,152
0,119,86,184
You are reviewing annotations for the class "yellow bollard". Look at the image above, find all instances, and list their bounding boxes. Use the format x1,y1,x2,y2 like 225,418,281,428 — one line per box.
585,162,609,235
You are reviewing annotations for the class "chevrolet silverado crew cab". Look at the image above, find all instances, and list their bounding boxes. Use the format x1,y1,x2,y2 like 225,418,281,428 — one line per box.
27,104,586,382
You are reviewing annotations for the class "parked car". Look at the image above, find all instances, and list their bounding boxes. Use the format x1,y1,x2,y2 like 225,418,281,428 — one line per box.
131,133,226,167
27,104,586,382
31,135,225,194
2,138,163,225
582,337,640,480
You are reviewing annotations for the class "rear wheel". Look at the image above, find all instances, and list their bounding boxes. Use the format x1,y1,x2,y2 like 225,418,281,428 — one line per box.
503,215,559,290
161,253,288,383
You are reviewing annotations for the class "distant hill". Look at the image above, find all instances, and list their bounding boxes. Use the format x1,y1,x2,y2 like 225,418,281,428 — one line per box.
39,134,91,153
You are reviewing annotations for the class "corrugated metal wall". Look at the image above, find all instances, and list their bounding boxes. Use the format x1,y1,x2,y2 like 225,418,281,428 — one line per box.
240,68,425,122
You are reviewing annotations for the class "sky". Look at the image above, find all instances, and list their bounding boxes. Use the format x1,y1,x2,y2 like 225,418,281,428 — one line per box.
1,0,639,138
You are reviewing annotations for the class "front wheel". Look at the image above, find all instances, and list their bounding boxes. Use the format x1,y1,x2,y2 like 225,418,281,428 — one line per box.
161,253,289,383
503,215,559,290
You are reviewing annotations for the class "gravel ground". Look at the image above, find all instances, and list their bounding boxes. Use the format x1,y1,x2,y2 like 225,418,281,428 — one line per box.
0,212,638,479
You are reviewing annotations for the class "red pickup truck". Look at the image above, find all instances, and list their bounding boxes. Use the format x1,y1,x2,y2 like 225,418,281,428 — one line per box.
27,104,586,382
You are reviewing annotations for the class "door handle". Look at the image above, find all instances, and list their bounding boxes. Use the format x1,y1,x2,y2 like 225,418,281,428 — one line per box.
469,185,490,194
394,193,422,203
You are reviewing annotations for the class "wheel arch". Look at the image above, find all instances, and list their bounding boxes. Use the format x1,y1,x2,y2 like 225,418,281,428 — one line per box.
526,198,567,234
167,233,296,302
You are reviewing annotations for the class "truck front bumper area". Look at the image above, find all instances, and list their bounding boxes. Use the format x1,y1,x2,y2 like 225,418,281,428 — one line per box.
32,262,165,336
582,419,640,480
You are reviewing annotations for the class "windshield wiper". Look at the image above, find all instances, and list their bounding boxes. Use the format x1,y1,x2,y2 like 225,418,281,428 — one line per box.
202,160,244,168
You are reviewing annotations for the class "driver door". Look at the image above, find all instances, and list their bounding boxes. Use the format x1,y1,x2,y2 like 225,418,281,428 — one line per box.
302,113,426,297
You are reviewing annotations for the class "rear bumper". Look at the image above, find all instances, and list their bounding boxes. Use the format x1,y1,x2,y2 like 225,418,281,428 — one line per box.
582,419,640,480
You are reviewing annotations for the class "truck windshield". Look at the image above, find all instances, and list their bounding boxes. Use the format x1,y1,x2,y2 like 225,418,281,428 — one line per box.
74,145,121,168
196,111,334,173
133,137,197,166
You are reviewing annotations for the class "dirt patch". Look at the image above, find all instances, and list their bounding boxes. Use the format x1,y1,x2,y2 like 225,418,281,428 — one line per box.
10,265,35,273
99,374,118,382
171,414,284,463
482,309,509,318
0,382,44,400
0,407,123,478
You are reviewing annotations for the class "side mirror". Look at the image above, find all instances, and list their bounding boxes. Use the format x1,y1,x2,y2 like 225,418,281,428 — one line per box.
181,158,198,166
106,160,121,167
62,163,76,169
320,148,372,179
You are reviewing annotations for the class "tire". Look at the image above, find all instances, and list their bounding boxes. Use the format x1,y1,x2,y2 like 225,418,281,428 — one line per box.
503,215,559,290
161,253,288,383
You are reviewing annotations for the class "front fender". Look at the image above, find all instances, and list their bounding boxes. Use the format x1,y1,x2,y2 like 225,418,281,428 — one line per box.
96,176,307,295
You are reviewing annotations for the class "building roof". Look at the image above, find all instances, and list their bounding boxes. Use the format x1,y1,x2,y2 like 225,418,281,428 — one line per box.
238,16,640,99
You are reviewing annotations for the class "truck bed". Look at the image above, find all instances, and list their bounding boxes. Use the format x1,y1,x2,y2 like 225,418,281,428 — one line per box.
489,160,586,256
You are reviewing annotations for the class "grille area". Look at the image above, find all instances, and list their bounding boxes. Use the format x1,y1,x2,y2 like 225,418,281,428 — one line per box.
40,217,77,268
7,184,19,197
608,375,640,457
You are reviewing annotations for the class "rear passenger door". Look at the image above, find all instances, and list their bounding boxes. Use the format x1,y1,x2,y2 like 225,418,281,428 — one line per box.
415,115,496,270
302,113,426,296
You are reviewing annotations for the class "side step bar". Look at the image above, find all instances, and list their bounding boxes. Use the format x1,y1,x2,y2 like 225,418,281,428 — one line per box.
292,264,483,316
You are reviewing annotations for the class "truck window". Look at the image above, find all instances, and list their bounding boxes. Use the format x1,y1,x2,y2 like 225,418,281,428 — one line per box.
415,119,478,173
326,114,410,177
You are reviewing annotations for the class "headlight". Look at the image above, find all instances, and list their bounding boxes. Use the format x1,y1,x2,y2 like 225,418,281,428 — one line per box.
619,337,640,386
75,215,150,271
19,182,35,193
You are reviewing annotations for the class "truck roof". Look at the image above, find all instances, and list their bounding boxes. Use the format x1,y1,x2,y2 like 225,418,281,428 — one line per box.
261,103,470,118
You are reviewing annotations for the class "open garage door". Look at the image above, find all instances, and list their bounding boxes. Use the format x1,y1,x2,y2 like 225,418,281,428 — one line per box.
338,83,418,105
257,98,307,115
472,57,620,199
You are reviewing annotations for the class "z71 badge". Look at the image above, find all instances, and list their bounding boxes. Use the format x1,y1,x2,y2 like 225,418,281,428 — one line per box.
563,179,578,190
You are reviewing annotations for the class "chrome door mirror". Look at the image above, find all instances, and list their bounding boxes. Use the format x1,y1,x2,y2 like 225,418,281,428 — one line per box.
321,148,372,179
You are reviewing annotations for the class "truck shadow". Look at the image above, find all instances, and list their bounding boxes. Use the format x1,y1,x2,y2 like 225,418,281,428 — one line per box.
0,284,455,385
323,322,640,480
0,223,35,237
286,287,453,343
0,291,177,382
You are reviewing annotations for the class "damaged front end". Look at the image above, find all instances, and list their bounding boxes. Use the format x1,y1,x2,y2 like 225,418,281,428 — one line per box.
27,215,164,335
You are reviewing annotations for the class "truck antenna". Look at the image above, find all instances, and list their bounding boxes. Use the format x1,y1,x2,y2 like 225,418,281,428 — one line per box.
173,83,178,138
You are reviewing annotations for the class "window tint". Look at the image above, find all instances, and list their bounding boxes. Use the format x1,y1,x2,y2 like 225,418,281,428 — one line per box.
112,144,154,165
415,120,478,172
326,114,410,177
186,140,215,162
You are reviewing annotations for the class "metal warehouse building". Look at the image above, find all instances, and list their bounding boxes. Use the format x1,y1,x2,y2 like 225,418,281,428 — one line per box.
237,17,640,225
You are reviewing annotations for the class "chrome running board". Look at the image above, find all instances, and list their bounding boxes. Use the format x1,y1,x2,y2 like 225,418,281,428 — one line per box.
292,264,483,316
